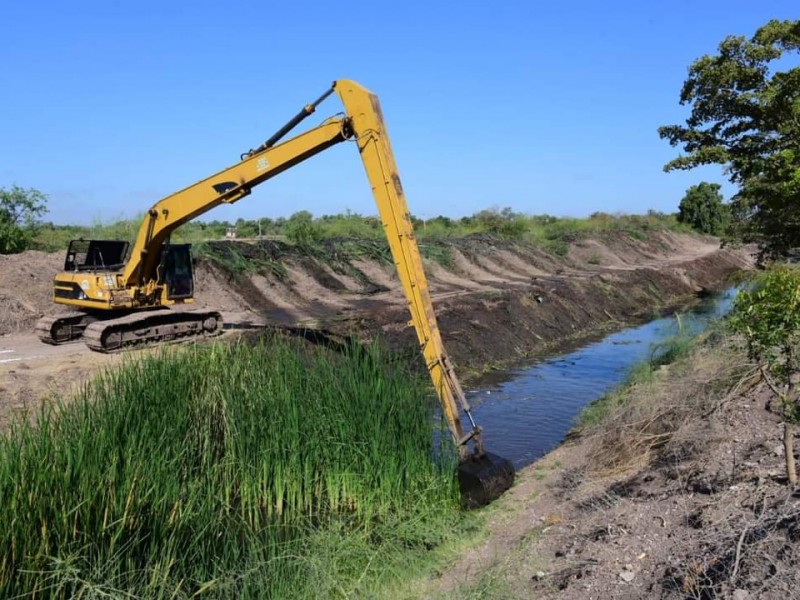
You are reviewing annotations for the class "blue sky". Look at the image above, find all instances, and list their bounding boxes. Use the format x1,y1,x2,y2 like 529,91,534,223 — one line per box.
0,1,796,225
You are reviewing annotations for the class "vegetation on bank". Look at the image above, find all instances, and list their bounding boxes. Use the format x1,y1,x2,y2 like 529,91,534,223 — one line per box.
0,185,47,254
677,182,729,236
0,337,465,598
730,265,800,485
577,265,798,479
29,208,692,259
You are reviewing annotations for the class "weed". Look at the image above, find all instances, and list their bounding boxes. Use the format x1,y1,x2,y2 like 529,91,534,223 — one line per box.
577,324,752,473
0,337,461,598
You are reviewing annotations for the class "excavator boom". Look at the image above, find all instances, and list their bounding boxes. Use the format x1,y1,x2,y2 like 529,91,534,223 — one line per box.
334,81,514,505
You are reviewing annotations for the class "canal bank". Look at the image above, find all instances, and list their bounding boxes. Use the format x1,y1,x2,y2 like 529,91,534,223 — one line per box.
410,292,800,600
469,287,740,469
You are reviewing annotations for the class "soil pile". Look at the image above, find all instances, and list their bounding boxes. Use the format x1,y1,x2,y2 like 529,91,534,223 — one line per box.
0,232,753,374
0,251,62,335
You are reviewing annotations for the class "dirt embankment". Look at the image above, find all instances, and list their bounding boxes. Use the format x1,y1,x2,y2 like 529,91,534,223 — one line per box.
422,332,799,600
191,231,753,374
0,231,752,429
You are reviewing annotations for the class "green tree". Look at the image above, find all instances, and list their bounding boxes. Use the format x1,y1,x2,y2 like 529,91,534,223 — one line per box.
0,185,48,254
659,19,800,259
677,182,729,235
284,210,322,246
730,266,800,486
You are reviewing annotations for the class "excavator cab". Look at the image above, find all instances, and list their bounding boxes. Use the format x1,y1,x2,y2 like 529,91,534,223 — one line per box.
159,244,194,300
64,239,129,272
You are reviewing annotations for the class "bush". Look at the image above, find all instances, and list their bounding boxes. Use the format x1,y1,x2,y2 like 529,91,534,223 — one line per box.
0,185,48,254
729,266,800,485
677,182,729,235
284,210,323,246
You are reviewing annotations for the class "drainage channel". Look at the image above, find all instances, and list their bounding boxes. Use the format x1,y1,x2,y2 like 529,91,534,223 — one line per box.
468,288,739,470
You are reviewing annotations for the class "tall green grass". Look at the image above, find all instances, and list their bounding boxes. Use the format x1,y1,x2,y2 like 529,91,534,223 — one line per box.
0,338,460,598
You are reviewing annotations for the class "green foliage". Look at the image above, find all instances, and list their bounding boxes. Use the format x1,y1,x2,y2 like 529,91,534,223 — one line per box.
318,211,383,239
730,266,800,423
0,185,48,254
677,182,729,235
649,314,698,368
467,207,528,238
0,338,460,598
284,210,323,247
419,240,455,268
33,208,691,261
659,19,800,259
195,241,288,278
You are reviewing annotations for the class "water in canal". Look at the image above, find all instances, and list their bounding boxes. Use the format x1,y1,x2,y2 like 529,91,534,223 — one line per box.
467,288,739,469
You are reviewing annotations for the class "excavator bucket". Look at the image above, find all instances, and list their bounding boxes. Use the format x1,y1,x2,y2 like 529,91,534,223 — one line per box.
457,452,515,508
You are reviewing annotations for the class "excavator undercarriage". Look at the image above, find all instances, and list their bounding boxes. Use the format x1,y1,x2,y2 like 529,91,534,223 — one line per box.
37,309,222,352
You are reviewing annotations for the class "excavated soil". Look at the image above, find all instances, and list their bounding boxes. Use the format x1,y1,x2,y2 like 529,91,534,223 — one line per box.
0,251,64,336
0,231,752,434
187,232,753,375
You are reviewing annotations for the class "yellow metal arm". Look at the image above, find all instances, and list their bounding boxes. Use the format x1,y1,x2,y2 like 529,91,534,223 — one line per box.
123,118,350,287
334,80,481,456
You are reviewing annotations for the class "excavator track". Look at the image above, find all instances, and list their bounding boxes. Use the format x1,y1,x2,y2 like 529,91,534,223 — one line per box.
36,312,99,345
82,309,223,352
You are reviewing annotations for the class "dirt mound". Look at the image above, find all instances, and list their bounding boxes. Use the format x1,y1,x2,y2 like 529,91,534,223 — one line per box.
0,251,63,334
0,233,749,353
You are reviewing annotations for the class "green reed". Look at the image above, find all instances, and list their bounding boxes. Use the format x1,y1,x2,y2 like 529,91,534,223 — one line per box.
0,337,460,598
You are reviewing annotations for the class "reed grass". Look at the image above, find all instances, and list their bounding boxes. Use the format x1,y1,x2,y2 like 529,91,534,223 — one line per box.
0,337,460,598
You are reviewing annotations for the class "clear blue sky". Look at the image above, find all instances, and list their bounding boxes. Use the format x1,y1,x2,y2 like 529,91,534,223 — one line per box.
1,0,796,225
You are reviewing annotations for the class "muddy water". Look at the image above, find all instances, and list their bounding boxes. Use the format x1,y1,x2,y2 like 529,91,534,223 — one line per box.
467,288,738,469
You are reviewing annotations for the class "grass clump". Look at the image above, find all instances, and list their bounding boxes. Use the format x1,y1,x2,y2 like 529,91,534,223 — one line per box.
577,323,753,472
0,337,461,598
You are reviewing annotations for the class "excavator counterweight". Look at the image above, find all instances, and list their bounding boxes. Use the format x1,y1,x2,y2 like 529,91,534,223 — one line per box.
38,79,514,505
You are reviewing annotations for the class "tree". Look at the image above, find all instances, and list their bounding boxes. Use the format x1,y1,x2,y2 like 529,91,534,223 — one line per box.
729,266,800,486
0,185,48,254
659,19,800,259
284,210,322,246
677,182,729,235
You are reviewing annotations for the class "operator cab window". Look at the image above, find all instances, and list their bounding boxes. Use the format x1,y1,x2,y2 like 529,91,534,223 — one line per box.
65,240,130,272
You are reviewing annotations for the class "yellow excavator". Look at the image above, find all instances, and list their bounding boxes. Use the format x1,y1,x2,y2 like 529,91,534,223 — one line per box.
37,79,514,506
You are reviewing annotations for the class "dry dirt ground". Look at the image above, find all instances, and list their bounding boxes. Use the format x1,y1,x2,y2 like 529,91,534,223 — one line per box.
0,232,752,431
419,337,800,600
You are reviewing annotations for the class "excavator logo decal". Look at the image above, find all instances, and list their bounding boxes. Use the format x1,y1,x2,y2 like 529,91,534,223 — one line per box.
256,157,269,172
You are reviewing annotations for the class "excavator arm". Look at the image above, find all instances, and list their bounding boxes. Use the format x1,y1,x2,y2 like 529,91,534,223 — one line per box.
49,79,514,505
123,112,348,288
334,81,513,504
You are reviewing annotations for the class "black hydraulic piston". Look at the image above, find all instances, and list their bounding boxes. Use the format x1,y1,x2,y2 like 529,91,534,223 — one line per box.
242,84,337,159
